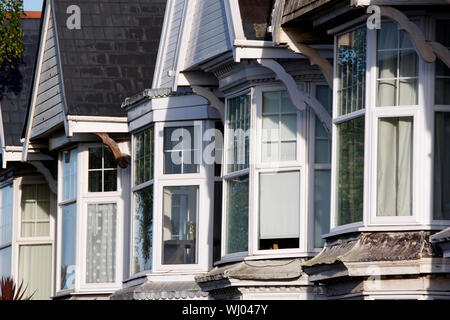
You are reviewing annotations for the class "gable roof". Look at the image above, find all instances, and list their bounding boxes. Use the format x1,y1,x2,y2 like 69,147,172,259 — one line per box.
0,13,41,147
23,0,167,144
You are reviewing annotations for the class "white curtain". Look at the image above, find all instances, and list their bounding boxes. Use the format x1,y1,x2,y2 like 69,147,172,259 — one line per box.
259,171,300,239
86,203,116,283
18,245,52,300
377,117,412,216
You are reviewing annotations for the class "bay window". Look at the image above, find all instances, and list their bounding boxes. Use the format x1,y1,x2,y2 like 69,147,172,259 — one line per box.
223,94,250,256
312,85,332,247
0,184,13,279
334,26,366,227
162,186,198,264
58,143,126,293
17,180,54,300
132,127,154,274
377,117,413,217
59,148,77,290
434,19,450,221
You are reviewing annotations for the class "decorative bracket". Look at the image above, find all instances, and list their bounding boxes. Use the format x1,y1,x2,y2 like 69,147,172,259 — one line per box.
278,28,334,89
256,59,332,136
191,86,225,122
93,133,131,169
29,161,57,194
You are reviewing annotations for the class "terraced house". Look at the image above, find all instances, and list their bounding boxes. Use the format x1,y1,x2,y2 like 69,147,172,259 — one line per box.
1,0,450,300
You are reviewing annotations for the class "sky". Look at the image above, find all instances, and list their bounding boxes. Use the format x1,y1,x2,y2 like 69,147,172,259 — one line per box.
23,0,44,11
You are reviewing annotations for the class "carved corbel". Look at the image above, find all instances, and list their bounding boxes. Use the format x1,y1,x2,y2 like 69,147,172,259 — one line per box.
278,28,334,89
29,161,57,194
256,59,332,136
93,133,131,169
191,86,225,122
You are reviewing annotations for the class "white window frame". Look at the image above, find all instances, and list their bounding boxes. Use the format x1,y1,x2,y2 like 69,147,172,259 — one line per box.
56,147,79,296
220,89,253,263
308,82,333,251
129,125,155,278
13,176,55,298
0,181,14,279
78,143,126,292
251,85,307,257
431,17,450,225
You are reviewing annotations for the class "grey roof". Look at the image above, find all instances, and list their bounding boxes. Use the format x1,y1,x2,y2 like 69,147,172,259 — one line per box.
302,231,435,269
52,0,167,116
121,87,194,109
110,281,208,300
0,16,41,146
196,259,303,284
430,227,450,244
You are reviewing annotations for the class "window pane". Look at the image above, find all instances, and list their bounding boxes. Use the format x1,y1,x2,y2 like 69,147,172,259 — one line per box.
315,85,332,164
435,20,450,105
164,127,199,174
88,146,117,192
0,185,13,246
226,95,250,173
376,22,418,107
336,27,366,116
133,186,153,274
62,149,77,201
88,147,102,169
18,244,52,300
21,184,50,238
61,203,76,290
336,116,365,226
88,171,102,192
0,246,11,279
225,175,249,254
262,91,297,163
162,186,198,264
377,117,412,217
314,170,331,248
434,112,450,220
86,203,117,283
259,171,300,250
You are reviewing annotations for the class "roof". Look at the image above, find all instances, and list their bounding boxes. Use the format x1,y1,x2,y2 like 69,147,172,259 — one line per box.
0,14,41,146
121,87,194,109
52,0,167,117
430,227,450,244
110,281,208,300
196,259,304,284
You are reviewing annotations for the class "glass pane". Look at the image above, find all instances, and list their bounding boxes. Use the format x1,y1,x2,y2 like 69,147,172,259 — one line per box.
377,80,396,107
435,77,450,105
61,203,76,290
164,127,199,174
18,245,52,300
434,112,450,220
259,171,300,250
62,149,77,201
88,147,102,169
103,146,116,169
399,50,418,78
88,171,102,192
280,141,296,161
336,27,367,116
133,186,153,274
0,185,13,246
225,175,249,254
104,170,118,192
377,21,398,49
226,95,250,173
336,116,365,226
377,50,397,79
86,203,117,283
316,85,332,115
280,114,297,140
21,184,50,238
314,170,331,248
377,117,413,217
162,186,198,264
262,91,280,114
261,142,279,163
281,91,296,113
399,79,418,105
0,246,12,279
